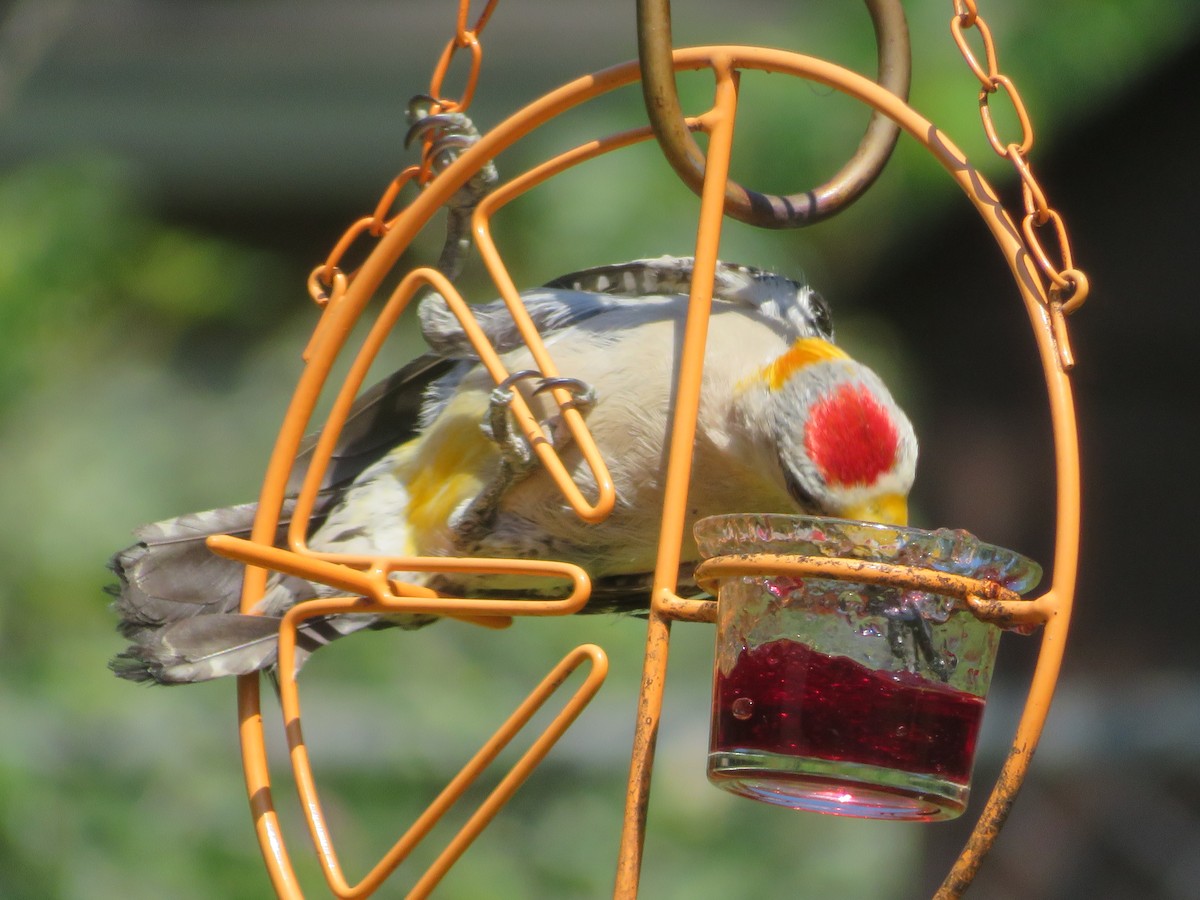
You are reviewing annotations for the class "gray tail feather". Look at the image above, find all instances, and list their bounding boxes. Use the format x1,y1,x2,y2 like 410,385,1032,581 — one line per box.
108,502,271,637
110,613,284,684
108,357,456,685
107,496,443,684
108,502,327,633
107,500,320,683
108,611,420,684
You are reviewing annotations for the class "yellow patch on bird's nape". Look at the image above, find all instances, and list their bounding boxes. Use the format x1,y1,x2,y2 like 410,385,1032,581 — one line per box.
760,337,850,391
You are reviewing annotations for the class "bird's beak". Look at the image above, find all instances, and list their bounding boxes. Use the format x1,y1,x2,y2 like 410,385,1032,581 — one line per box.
841,493,908,526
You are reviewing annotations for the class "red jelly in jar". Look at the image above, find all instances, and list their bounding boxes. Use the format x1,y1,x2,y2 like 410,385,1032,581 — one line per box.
697,515,1042,821
709,638,985,820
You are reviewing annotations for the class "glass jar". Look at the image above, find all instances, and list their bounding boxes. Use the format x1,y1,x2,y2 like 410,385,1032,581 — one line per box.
696,514,1042,821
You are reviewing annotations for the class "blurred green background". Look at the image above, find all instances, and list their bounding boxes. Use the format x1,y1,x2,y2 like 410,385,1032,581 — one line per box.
2,1,1198,897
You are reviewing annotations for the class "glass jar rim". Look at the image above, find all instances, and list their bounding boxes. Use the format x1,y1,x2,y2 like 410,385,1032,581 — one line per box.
694,513,1042,595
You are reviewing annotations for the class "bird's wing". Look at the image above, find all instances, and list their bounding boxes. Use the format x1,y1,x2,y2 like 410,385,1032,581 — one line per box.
545,255,834,342
417,285,640,358
287,282,601,497
316,259,745,479
288,352,459,495
418,255,823,361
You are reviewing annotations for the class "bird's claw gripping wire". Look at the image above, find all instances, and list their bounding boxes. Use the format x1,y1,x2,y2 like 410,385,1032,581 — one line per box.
405,100,499,209
450,371,596,548
405,116,476,170
483,369,542,470
405,95,499,281
482,370,598,471
533,376,597,410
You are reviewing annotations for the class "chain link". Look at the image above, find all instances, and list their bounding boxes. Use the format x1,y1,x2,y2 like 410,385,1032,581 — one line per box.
949,0,1089,356
308,0,497,304
311,0,1090,344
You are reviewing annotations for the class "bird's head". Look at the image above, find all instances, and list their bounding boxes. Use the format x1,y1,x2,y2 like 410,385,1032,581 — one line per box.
750,337,917,526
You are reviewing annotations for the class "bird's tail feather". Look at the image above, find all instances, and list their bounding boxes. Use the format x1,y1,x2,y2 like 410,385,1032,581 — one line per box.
109,502,271,636
108,611,415,684
109,500,320,683
108,355,463,684
109,613,284,684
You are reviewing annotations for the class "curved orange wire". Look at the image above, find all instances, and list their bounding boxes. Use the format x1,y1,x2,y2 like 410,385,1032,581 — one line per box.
225,45,1079,900
694,555,1044,627
278,638,609,898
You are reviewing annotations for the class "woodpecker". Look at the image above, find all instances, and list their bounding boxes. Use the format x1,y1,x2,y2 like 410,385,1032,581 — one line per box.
109,256,916,684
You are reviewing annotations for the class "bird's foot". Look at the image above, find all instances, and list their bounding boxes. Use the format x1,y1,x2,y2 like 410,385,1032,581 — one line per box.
451,370,596,549
482,370,597,473
482,369,541,472
405,97,498,208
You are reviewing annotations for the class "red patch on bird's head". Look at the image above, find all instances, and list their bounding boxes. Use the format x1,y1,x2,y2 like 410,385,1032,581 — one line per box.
804,383,899,486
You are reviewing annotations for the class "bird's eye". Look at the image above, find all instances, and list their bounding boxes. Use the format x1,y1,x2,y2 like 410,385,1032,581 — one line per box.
782,466,819,510
806,290,834,339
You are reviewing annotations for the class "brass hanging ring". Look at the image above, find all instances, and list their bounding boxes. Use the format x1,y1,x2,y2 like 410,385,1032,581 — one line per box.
636,0,911,229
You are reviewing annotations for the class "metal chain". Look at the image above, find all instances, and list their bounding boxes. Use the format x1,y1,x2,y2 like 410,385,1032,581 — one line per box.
949,0,1089,367
307,0,498,306
308,0,1091,355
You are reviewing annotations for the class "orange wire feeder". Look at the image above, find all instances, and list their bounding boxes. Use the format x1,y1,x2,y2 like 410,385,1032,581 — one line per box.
208,29,1084,900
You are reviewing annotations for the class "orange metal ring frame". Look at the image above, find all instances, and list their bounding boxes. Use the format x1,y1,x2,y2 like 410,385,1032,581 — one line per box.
215,46,1079,899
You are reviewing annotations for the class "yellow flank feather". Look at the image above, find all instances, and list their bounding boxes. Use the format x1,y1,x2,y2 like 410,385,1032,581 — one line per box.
398,413,497,546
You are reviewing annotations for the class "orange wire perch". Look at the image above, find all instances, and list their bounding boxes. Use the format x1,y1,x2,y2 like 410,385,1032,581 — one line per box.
212,10,1084,900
